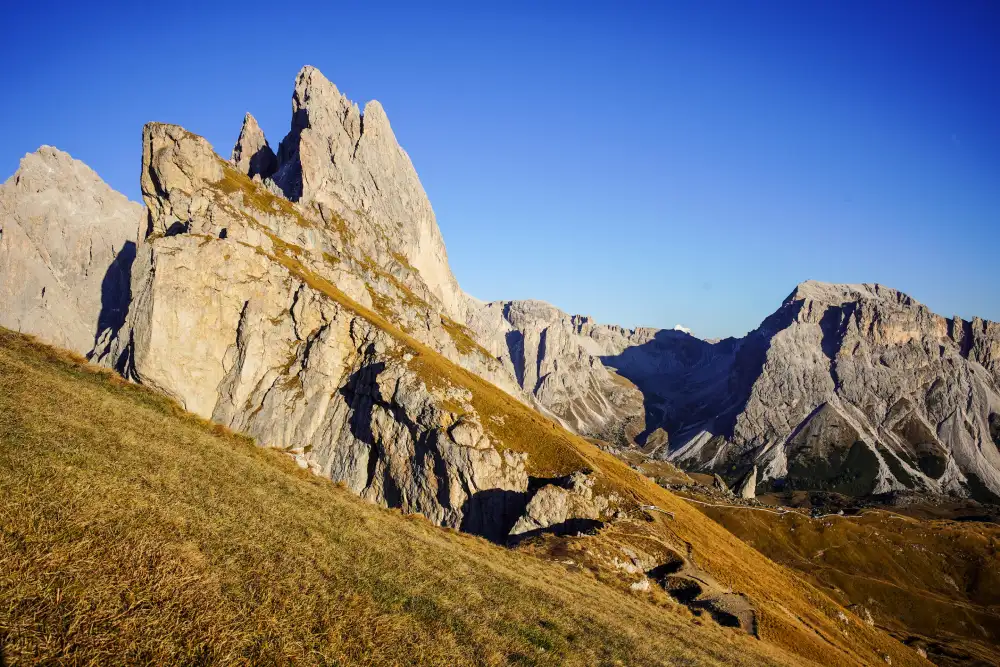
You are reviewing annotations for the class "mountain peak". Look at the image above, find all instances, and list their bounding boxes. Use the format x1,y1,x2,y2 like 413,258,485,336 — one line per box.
273,65,465,320
12,146,114,198
231,112,276,180
786,280,918,309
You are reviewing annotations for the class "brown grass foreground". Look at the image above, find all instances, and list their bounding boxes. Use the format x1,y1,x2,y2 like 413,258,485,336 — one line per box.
696,502,1000,666
0,328,815,666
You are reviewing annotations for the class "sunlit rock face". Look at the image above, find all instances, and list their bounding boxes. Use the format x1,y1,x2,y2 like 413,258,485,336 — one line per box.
0,146,141,355
269,66,466,322
659,281,1000,501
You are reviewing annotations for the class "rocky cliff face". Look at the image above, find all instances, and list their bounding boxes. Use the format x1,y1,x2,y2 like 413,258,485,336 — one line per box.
0,147,142,355
1,67,597,539
649,282,1000,501
466,299,648,443
90,120,555,539
469,284,1000,502
264,66,467,322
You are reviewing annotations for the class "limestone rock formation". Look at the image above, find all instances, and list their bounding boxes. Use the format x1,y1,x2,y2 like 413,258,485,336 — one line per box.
733,465,757,499
465,299,648,443
133,121,522,398
268,66,466,321
0,147,142,355
658,282,1000,500
231,112,277,180
508,471,611,537
94,121,531,539
712,473,732,496
473,283,1000,502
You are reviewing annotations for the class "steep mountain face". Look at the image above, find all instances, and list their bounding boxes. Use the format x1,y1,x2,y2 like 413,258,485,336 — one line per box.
93,121,533,540
465,299,648,442
475,285,1000,502
265,66,467,322
0,147,142,355
640,282,1000,500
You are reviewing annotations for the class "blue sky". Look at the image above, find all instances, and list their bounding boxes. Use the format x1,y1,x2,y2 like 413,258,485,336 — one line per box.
2,1,997,339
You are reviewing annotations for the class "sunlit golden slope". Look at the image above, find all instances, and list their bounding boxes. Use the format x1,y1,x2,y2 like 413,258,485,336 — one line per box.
0,328,928,665
696,501,1000,666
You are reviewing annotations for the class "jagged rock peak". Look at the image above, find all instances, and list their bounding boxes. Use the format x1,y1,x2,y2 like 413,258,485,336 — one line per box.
787,280,918,309
231,112,277,180
273,65,466,321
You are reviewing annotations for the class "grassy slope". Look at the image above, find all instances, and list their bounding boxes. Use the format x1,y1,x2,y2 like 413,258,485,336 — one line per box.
259,233,926,666
696,504,1000,666
0,329,804,666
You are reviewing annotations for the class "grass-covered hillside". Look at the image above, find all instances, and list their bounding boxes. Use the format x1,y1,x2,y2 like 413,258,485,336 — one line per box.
697,501,1000,666
0,329,779,665
0,328,926,665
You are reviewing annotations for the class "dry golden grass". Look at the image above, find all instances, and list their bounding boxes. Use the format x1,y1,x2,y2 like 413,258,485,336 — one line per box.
440,316,495,360
0,328,811,666
215,163,307,225
696,503,1000,666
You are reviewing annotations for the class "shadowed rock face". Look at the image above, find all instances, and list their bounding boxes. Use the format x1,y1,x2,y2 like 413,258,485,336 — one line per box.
230,113,277,181
0,147,142,355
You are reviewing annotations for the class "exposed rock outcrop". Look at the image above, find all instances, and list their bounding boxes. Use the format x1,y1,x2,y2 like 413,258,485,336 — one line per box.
94,121,531,539
465,299,648,443
0,147,142,355
733,465,757,499
712,473,732,496
660,282,1000,500
473,283,1000,502
642,543,758,636
231,112,277,180
270,66,466,321
508,471,611,538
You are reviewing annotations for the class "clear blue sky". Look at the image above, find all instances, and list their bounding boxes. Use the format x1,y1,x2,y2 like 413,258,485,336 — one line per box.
2,1,997,339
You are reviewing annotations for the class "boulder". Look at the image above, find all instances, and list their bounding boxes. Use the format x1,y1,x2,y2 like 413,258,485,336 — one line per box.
734,465,757,500
508,471,609,537
712,474,732,496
